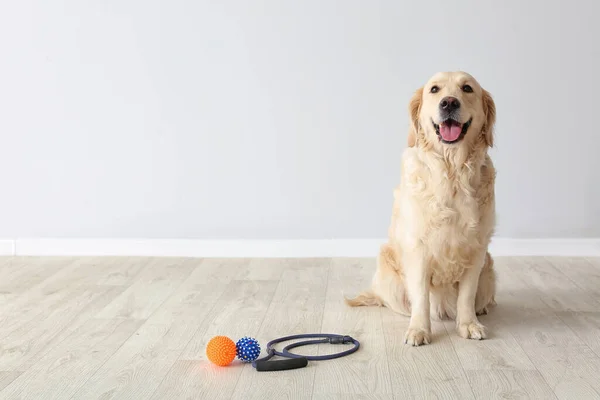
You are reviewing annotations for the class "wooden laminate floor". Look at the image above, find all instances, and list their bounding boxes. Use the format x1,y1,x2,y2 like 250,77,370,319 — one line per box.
1,256,600,399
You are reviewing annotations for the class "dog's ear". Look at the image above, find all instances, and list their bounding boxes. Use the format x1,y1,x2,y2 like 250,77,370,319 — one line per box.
482,89,496,147
407,87,423,147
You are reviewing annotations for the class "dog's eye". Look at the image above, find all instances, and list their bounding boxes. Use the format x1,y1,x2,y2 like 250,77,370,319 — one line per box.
462,84,473,93
430,86,439,93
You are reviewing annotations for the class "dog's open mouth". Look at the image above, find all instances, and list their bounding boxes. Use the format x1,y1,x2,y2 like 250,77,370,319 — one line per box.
432,118,472,143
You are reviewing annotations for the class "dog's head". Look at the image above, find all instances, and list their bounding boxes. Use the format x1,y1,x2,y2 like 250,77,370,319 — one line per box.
407,71,495,150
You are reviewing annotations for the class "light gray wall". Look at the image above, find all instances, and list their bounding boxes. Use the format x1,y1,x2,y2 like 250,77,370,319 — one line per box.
1,1,598,240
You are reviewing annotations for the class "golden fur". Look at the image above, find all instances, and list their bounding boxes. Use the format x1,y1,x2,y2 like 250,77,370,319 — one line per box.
346,71,497,345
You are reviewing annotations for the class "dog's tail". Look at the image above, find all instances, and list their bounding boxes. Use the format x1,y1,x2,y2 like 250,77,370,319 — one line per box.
344,243,399,308
344,290,383,307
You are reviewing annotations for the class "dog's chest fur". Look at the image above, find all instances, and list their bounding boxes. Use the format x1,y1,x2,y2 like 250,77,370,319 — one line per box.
395,149,490,286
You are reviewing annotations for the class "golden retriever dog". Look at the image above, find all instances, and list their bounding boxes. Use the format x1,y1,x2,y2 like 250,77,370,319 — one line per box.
346,71,497,346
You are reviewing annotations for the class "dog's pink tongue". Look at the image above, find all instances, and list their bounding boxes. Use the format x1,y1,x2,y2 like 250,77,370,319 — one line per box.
440,123,462,141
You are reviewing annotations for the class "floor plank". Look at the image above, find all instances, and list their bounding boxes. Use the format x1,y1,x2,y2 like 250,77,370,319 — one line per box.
1,318,142,400
153,277,280,400
147,360,210,400
384,317,475,399
25,257,149,289
0,258,81,335
71,322,185,399
0,257,73,295
0,371,22,391
229,259,331,400
526,345,600,400
445,316,536,371
557,311,600,357
94,258,197,319
311,258,393,396
0,284,127,371
192,258,252,284
313,395,394,400
510,257,600,312
499,257,600,399
546,257,600,297
466,370,557,399
75,260,252,400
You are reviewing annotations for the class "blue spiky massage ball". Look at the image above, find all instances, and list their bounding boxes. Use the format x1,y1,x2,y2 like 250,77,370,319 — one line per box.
235,337,261,363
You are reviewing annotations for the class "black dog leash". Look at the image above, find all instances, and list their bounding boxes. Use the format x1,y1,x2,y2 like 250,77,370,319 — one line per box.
252,333,359,371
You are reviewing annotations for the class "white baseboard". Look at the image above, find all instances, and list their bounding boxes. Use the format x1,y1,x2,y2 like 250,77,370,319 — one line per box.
3,237,600,257
0,239,15,256
489,238,600,257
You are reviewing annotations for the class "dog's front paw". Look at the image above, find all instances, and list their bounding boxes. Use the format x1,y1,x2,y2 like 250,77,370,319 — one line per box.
458,321,487,340
404,328,431,346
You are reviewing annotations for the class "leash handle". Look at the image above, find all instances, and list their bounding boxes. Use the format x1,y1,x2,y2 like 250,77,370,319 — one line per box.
254,357,308,371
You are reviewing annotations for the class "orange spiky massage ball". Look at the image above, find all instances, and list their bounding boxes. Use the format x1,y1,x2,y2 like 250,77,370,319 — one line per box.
206,336,237,366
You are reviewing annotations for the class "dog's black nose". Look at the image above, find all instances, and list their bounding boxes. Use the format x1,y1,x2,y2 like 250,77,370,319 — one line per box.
439,96,460,112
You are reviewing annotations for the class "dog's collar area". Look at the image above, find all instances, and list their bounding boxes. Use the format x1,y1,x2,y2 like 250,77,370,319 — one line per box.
432,118,472,144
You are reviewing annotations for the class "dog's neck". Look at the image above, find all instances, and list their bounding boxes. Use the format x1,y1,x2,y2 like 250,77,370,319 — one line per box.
442,143,487,171
416,128,489,171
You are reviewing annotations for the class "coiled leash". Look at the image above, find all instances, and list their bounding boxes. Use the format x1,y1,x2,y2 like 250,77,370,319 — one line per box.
252,333,360,371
